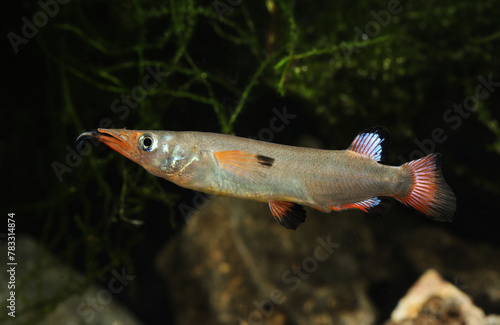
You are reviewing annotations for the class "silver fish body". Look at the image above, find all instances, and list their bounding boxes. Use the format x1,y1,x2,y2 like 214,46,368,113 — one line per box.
76,127,456,229
158,132,404,211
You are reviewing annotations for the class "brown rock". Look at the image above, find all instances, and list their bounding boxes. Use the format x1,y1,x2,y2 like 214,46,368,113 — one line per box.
385,269,500,325
156,196,377,325
155,194,500,324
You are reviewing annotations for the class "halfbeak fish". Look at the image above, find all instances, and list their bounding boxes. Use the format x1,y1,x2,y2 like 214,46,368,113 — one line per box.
76,127,456,230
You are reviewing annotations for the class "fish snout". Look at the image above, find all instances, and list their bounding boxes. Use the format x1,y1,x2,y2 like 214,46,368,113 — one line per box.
75,130,101,153
75,128,143,162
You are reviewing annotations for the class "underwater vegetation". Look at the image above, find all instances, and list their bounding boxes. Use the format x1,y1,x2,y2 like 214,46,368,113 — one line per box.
3,0,500,324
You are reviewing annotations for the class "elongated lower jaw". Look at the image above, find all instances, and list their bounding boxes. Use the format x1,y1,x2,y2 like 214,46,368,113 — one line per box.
75,129,141,161
75,130,101,153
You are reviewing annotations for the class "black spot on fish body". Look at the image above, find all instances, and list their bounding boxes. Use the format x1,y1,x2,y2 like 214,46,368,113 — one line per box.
257,155,275,167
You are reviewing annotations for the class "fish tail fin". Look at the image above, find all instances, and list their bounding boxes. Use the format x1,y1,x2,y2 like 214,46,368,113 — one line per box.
396,153,456,221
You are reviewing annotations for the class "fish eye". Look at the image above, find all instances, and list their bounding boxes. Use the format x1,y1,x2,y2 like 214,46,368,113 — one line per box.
139,134,157,152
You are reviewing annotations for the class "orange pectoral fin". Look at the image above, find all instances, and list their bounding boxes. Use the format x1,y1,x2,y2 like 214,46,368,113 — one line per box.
269,201,307,230
213,150,274,182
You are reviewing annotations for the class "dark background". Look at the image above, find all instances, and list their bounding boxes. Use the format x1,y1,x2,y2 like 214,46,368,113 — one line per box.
3,0,500,324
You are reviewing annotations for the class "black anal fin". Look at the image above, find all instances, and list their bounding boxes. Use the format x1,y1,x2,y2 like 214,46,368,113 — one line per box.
366,197,392,218
268,201,307,230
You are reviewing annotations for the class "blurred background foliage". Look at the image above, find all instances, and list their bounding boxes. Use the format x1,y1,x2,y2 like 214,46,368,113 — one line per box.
4,0,500,323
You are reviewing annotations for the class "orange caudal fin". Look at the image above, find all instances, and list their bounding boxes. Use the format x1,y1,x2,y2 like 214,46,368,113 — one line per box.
397,154,456,221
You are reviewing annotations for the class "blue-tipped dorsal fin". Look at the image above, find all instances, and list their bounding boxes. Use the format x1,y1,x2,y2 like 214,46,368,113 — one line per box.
348,127,391,163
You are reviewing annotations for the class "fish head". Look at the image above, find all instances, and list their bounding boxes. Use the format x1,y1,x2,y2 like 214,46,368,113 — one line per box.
76,129,198,181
